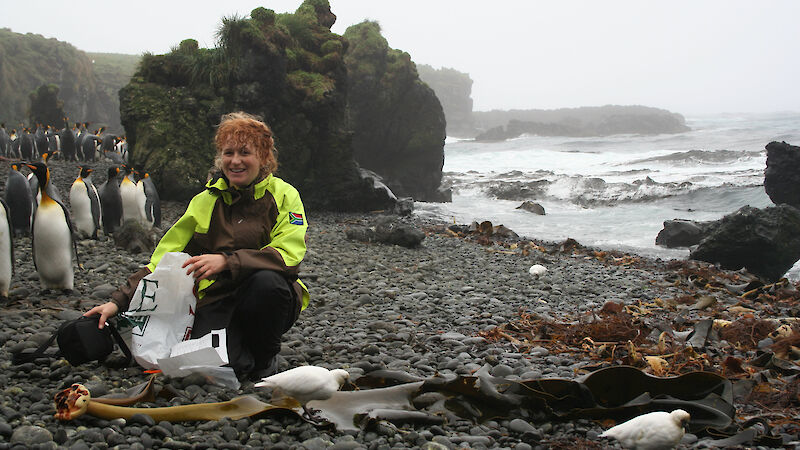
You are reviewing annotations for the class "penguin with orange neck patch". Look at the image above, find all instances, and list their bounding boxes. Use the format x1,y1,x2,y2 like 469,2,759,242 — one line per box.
28,153,63,206
70,166,102,239
119,165,140,224
26,162,78,292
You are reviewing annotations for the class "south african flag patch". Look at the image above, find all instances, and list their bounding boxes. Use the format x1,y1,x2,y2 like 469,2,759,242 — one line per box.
289,212,304,225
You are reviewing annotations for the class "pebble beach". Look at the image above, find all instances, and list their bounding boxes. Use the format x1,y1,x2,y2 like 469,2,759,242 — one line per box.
0,158,798,449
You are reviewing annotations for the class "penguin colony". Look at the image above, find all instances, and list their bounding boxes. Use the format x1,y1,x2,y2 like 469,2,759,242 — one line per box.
0,120,158,297
0,120,128,163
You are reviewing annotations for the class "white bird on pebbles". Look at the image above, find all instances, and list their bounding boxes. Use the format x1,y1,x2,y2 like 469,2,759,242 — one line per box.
599,409,690,450
528,264,547,278
254,366,350,418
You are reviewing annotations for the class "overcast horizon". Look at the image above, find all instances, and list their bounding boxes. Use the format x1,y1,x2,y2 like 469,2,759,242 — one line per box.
2,0,799,116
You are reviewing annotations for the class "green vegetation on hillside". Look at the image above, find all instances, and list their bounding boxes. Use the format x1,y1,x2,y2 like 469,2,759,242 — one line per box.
0,28,138,133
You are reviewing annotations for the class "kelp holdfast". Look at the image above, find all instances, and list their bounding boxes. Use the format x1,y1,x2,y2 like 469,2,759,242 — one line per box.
12,315,132,366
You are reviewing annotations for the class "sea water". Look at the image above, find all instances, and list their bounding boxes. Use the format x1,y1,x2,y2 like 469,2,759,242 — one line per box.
414,112,800,277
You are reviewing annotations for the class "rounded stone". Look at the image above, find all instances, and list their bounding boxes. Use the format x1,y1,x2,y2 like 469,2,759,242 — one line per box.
10,425,53,446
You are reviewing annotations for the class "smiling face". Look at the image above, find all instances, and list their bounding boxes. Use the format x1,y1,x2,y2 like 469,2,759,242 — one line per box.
220,143,261,188
213,112,278,187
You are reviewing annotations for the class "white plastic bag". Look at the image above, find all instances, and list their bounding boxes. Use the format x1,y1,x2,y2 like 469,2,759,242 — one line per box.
121,252,196,369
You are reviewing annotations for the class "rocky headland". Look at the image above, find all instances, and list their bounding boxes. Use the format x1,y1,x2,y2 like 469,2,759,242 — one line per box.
473,106,691,141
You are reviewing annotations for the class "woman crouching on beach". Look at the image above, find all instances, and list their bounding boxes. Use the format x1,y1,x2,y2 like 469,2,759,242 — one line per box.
85,111,309,381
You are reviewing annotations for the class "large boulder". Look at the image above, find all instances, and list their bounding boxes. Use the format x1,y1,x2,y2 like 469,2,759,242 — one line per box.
516,201,546,215
689,205,800,281
345,216,425,248
343,21,448,203
764,141,800,208
655,219,715,248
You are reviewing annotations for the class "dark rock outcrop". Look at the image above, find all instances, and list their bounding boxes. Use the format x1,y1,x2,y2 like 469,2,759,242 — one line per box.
345,216,425,248
764,141,800,208
655,219,715,248
689,205,800,282
120,2,398,211
343,21,448,203
516,201,546,215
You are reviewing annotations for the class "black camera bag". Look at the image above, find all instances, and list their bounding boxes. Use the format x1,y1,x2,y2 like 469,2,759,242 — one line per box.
12,315,132,366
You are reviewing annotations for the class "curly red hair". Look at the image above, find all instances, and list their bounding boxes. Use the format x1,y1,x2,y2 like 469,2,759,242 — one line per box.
214,112,278,177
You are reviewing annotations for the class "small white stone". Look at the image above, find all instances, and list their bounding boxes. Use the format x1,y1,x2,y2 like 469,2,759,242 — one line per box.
528,264,547,277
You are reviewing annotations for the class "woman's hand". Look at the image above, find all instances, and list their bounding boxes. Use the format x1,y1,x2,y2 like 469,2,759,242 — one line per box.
84,302,119,329
182,254,228,281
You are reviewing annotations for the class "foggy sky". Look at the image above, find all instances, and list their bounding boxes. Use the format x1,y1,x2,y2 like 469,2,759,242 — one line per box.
3,0,799,115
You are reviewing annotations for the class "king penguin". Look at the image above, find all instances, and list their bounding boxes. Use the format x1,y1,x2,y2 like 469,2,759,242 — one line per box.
137,171,161,229
28,153,62,205
19,128,35,160
0,123,10,158
33,124,48,158
0,197,14,299
119,165,140,224
4,164,34,237
99,166,122,235
70,167,102,239
59,117,77,162
26,162,78,292
9,129,20,159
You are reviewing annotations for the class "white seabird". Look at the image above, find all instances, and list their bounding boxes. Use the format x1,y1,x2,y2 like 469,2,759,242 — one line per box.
254,366,350,417
599,409,690,450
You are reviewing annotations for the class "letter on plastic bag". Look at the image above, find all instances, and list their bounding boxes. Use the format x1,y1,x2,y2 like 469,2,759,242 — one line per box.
122,252,196,369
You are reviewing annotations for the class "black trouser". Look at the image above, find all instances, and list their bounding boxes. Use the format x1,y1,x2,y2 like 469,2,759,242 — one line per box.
190,270,300,378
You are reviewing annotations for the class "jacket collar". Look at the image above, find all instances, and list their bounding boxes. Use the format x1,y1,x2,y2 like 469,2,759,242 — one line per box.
206,173,271,204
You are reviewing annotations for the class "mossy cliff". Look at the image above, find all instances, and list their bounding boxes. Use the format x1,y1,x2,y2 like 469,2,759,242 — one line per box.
120,1,398,210
343,22,448,202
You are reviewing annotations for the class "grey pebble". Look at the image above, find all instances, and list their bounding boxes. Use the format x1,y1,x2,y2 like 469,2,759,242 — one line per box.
0,422,11,438
129,413,156,427
491,363,514,377
10,425,53,446
509,418,538,434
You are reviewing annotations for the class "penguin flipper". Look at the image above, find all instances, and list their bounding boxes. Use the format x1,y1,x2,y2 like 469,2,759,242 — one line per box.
30,209,38,272
145,198,154,223
55,198,79,268
88,183,102,234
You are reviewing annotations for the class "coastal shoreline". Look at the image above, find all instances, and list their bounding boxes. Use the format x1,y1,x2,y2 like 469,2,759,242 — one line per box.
0,159,797,448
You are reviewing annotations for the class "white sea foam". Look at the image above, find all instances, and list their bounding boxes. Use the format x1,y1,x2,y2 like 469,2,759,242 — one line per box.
419,112,800,278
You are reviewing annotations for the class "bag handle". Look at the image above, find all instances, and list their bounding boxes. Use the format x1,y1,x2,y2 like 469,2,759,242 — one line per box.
107,319,133,367
11,328,61,364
